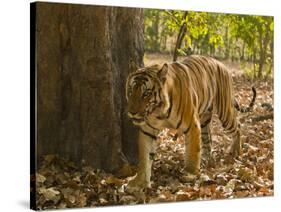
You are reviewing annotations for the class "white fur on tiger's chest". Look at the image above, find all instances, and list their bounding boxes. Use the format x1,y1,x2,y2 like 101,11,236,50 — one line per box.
142,114,181,136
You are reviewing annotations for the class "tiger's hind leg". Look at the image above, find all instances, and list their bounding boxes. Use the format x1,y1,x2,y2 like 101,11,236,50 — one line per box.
227,124,241,158
184,114,201,175
219,107,241,159
200,111,213,167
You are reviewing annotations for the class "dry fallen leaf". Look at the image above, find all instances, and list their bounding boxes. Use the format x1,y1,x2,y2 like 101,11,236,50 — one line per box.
36,173,46,184
176,190,191,201
38,187,60,203
105,176,123,186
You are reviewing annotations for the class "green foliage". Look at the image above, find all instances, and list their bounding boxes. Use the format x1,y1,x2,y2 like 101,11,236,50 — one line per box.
229,15,273,77
144,9,273,78
144,10,160,52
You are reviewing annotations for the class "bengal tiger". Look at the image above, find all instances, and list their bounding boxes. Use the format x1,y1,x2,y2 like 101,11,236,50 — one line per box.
126,55,256,188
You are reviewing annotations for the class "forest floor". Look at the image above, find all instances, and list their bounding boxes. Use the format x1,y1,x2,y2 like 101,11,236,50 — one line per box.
34,54,274,209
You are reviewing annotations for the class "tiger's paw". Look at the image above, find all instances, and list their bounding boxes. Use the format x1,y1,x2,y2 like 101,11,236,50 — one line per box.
127,174,151,189
184,163,200,175
226,145,241,159
180,172,198,183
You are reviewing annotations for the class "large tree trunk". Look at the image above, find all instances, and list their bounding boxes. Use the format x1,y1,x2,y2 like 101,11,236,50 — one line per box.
33,2,144,172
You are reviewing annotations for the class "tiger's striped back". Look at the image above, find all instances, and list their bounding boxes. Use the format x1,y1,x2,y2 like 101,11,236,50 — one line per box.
180,55,238,133
152,56,235,135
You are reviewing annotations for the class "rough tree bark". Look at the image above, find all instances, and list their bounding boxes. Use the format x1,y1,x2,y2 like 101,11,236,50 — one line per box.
34,2,144,172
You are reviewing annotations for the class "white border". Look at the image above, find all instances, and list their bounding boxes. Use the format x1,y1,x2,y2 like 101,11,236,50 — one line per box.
0,0,279,211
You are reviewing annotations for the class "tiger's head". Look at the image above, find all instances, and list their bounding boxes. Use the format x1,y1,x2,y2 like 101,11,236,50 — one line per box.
126,64,168,126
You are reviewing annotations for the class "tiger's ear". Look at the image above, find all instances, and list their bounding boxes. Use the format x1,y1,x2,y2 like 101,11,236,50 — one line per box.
157,63,168,83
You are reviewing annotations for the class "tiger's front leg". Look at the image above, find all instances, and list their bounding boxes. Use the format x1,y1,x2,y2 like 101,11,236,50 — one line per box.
128,131,156,188
184,116,201,175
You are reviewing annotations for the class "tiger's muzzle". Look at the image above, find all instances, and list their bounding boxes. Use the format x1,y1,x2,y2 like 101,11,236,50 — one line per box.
127,112,145,125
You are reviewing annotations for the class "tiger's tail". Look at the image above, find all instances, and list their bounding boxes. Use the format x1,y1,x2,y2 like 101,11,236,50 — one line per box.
234,87,256,113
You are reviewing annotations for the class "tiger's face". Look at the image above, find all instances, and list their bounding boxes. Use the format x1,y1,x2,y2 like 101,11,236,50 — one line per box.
126,65,167,126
